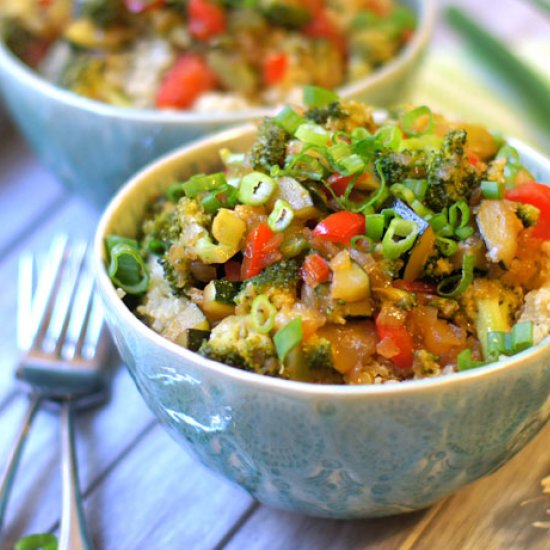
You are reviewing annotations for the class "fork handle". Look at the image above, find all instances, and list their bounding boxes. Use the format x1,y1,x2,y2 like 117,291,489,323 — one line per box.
58,401,94,550
0,394,41,533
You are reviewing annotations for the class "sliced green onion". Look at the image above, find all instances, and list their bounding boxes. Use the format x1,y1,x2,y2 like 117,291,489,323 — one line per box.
106,237,149,295
449,200,470,228
268,199,295,232
411,199,433,218
340,154,365,175
457,349,487,371
14,533,58,550
404,178,428,200
282,152,326,181
250,294,276,334
429,211,448,233
399,135,443,151
169,173,227,200
303,85,339,108
486,331,507,361
365,213,385,241
274,105,306,134
511,321,533,353
436,236,458,257
328,142,351,163
147,238,167,255
390,183,416,204
351,127,371,141
481,180,505,199
455,226,474,240
238,172,277,205
382,218,419,259
295,123,330,147
375,125,402,151
437,254,475,298
200,192,224,213
274,317,303,363
401,105,434,136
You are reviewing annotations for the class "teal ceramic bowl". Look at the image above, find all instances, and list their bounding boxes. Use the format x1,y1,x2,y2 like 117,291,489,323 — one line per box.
0,0,435,207
93,125,550,518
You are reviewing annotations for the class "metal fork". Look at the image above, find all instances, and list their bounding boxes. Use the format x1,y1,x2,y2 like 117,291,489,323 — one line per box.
0,235,112,550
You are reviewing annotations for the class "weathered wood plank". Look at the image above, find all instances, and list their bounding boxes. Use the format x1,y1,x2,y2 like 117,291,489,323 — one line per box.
407,423,550,550
0,129,67,256
79,425,255,550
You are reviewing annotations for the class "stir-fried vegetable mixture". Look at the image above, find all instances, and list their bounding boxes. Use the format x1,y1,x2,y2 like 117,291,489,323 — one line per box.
106,88,550,384
1,0,415,110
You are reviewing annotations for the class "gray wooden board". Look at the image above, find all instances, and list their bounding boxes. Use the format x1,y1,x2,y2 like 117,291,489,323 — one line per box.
81,425,255,550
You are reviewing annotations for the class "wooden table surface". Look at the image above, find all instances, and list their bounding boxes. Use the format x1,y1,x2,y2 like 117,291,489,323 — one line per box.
1,1,550,548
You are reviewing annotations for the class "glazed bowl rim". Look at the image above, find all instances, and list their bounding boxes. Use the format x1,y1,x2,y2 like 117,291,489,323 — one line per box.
93,123,550,399
0,0,437,125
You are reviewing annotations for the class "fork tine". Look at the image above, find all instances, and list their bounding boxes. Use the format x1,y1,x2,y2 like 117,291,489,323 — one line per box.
29,235,69,351
17,253,34,351
81,293,105,361
45,242,88,357
62,260,95,361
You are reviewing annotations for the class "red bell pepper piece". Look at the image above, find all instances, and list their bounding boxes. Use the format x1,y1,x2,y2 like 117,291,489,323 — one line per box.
312,211,365,244
375,319,414,370
156,54,217,109
326,172,371,197
262,53,288,86
303,9,346,55
241,223,283,280
188,0,226,41
505,181,550,240
301,254,331,288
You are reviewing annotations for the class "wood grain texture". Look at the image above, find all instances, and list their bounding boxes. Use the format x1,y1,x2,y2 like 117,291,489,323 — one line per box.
82,426,255,550
409,422,550,550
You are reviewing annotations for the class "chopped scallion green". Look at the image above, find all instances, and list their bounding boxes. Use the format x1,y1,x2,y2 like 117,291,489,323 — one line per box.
365,213,385,241
303,85,339,108
274,105,306,134
250,294,276,334
238,172,277,205
295,123,330,147
400,105,434,136
437,254,475,298
382,218,419,259
268,199,295,232
274,317,303,363
481,180,505,200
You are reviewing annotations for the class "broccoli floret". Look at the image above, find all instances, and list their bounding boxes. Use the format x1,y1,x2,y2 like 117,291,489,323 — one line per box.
248,117,290,172
423,254,455,281
82,0,124,27
302,336,333,370
300,336,344,383
375,149,426,185
305,102,347,125
459,279,523,360
373,287,416,311
142,202,180,253
235,259,300,312
198,315,278,375
515,203,540,228
424,130,484,211
427,296,460,320
412,349,442,378
157,253,189,296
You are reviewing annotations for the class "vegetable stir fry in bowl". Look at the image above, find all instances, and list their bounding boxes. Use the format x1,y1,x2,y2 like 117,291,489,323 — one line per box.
2,0,419,110
94,91,550,518
104,88,550,385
